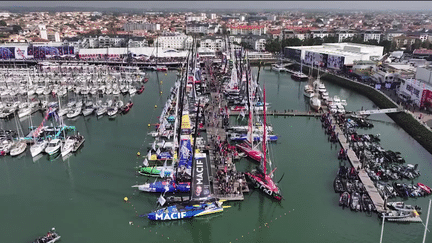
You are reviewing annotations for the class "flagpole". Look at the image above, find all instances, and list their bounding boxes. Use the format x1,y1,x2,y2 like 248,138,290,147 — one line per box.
423,199,432,243
379,215,385,243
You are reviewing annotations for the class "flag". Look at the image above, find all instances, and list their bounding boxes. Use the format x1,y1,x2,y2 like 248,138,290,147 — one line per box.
158,194,166,206
152,141,156,151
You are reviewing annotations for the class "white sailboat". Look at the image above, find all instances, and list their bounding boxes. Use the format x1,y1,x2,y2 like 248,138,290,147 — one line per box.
10,112,27,156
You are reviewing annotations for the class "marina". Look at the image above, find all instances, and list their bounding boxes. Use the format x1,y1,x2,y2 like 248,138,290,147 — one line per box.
1,52,432,242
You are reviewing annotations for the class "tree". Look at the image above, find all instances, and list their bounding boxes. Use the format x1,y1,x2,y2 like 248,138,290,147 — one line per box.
323,36,338,43
0,20,6,26
421,40,431,49
11,25,22,34
379,40,392,53
240,41,253,50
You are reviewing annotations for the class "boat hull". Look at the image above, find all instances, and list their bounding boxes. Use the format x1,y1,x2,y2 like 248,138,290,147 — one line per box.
246,172,282,201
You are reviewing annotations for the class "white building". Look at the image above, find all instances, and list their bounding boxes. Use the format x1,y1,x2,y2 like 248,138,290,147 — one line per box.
336,29,356,43
383,30,405,41
309,29,330,39
78,47,188,59
210,13,217,20
285,43,384,69
363,30,382,43
39,25,47,40
123,22,160,32
186,23,210,34
155,33,193,50
243,35,267,51
185,15,206,22
199,36,225,51
228,25,266,35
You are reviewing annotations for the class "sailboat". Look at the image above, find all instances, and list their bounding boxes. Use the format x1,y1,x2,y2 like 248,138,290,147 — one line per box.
236,66,263,162
10,112,27,156
245,86,283,201
291,59,308,81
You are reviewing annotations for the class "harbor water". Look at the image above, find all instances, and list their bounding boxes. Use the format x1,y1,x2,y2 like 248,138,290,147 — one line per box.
1,69,432,242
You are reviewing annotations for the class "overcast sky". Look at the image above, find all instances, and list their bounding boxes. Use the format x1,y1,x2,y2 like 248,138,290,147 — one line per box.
1,1,431,11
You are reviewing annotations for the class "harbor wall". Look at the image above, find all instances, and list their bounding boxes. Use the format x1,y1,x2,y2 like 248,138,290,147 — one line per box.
302,65,432,155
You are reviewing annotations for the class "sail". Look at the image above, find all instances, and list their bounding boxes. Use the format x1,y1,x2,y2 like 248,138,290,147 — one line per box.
177,136,193,175
191,152,211,200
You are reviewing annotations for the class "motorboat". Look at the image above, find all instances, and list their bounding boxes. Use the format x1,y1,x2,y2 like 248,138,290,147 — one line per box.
18,107,32,118
10,140,27,156
417,182,431,194
303,85,314,98
156,65,168,72
309,94,321,111
128,86,137,95
45,138,62,155
66,106,82,119
350,192,361,211
30,228,61,243
271,63,287,72
339,191,350,207
137,85,145,94
96,107,107,117
107,107,118,118
0,139,14,154
82,106,95,116
61,136,75,157
30,139,48,157
387,201,422,213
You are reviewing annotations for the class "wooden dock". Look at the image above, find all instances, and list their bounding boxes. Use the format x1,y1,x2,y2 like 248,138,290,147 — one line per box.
205,91,248,201
333,120,387,213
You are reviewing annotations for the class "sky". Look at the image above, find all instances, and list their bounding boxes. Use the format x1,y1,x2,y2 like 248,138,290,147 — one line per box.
0,1,432,11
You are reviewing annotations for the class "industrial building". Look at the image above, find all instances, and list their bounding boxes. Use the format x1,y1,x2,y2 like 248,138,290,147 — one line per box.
284,43,384,70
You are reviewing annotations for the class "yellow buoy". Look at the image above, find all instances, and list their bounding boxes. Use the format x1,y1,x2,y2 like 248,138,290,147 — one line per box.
154,105,157,108
160,91,163,94
148,124,151,127
137,152,141,156
124,197,129,202
165,73,167,76
160,81,163,84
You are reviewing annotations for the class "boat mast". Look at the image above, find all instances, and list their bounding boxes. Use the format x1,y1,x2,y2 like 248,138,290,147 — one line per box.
262,85,267,174
189,99,200,201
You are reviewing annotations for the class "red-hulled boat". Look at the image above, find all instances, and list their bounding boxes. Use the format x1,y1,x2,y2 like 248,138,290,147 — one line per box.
245,86,282,201
417,183,431,194
122,101,134,114
137,85,145,94
236,99,262,162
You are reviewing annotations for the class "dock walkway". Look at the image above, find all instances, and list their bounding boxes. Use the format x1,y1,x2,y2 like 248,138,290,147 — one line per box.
205,89,248,201
333,120,387,213
230,110,321,117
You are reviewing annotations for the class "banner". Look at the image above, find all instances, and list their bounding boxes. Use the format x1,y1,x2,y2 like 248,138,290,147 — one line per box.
178,138,192,171
327,54,345,70
191,153,211,200
420,89,432,107
15,47,26,59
